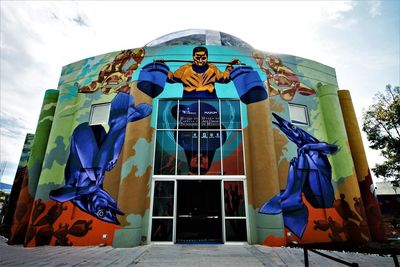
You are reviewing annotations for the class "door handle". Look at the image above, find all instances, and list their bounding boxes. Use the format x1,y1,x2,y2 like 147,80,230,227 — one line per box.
178,215,192,218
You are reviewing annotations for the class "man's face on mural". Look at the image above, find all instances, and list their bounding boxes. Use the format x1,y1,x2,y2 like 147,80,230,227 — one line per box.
193,51,208,67
252,50,265,67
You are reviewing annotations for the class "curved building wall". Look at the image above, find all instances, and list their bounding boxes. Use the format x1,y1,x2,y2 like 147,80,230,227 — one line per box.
8,89,59,245
8,43,381,247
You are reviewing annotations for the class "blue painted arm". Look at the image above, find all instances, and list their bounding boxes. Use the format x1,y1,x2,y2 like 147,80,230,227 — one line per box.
298,142,338,155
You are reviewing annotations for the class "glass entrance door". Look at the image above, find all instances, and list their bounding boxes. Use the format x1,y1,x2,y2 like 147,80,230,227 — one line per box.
176,180,222,243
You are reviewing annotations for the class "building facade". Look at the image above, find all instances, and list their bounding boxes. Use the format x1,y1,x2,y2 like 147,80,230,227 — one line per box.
6,30,385,247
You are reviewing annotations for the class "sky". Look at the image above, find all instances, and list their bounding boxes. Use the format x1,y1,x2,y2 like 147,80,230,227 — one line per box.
0,0,399,185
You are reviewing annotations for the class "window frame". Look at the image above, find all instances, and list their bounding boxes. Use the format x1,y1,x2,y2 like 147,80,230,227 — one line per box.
148,177,250,244
288,103,310,126
89,102,111,126
153,99,246,177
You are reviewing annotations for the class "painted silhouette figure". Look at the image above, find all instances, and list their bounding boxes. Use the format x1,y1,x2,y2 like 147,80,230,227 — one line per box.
259,113,338,237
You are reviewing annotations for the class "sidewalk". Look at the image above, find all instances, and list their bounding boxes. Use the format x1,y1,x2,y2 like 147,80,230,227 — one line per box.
0,237,397,266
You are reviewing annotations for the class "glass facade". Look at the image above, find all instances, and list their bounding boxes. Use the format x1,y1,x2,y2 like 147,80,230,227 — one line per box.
151,181,174,241
154,99,244,176
151,99,248,243
224,181,247,241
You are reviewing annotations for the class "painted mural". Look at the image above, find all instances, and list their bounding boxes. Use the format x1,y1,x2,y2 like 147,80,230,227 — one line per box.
166,46,238,99
137,46,267,103
50,48,151,225
3,33,383,248
1,133,34,238
252,50,316,101
49,92,151,224
78,48,145,95
8,90,58,245
259,113,338,238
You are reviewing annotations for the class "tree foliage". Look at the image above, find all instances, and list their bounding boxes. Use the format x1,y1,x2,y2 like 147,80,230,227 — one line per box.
362,84,400,184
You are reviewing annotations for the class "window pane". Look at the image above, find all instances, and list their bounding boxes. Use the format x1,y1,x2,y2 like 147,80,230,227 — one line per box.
153,181,174,216
89,103,110,125
289,104,309,125
222,131,244,175
224,181,245,217
178,100,198,129
176,131,198,175
225,219,247,241
154,131,176,175
200,131,222,175
151,219,173,241
200,100,220,129
221,100,241,129
157,100,177,129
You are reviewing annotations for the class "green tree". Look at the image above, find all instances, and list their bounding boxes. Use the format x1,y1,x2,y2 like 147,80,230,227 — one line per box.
362,84,400,188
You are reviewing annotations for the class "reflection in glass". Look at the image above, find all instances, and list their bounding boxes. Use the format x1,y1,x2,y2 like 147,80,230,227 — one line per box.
157,100,178,129
225,219,247,241
200,100,220,129
199,131,224,175
154,131,176,175
153,181,174,216
222,131,244,175
154,100,244,176
224,181,245,217
221,100,241,129
151,219,173,241
176,131,198,175
176,145,191,175
178,100,198,129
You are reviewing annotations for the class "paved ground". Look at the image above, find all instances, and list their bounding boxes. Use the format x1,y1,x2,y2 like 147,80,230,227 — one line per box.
0,237,397,266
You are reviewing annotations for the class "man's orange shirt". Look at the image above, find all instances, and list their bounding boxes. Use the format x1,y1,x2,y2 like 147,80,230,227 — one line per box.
168,64,232,93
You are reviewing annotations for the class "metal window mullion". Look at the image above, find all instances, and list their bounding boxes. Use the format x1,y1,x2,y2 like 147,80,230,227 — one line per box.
198,99,200,176
149,98,160,243
243,180,250,243
148,179,155,243
157,128,183,131
177,129,222,131
221,179,226,243
173,180,177,243
219,99,224,176
239,101,246,176
153,175,245,180
175,99,180,176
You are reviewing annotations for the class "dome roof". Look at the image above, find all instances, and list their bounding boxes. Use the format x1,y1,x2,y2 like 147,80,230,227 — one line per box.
145,29,252,48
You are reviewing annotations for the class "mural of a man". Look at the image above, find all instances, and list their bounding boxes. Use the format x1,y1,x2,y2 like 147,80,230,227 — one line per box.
167,47,240,98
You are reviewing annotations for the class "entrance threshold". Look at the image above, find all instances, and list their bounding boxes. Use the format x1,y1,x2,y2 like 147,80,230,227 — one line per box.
175,241,224,245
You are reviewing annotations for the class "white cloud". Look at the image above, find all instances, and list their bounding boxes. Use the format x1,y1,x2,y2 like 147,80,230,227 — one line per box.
368,0,382,17
320,1,357,21
0,0,398,184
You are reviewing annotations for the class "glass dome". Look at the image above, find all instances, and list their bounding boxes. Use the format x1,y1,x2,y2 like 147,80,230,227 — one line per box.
145,29,252,48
